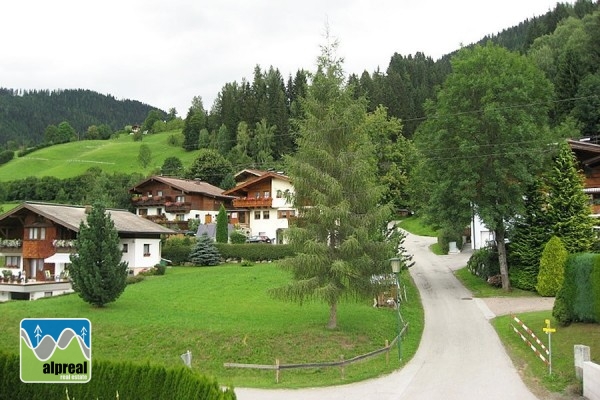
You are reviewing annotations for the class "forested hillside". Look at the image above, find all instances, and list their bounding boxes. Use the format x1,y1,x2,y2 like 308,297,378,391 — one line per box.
0,88,163,147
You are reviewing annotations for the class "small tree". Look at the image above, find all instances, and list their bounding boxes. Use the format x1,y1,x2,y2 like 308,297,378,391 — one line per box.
69,203,129,307
536,236,568,297
138,144,152,169
215,204,228,243
189,233,221,266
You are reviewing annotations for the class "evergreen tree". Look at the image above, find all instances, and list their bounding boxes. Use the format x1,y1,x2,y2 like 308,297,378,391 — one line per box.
160,156,184,177
216,204,228,243
189,233,221,266
536,236,568,296
270,37,398,329
545,140,595,253
137,144,152,169
507,179,550,290
69,203,128,307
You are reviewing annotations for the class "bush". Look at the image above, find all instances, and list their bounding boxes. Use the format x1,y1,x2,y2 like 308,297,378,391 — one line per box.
0,351,236,399
0,150,14,165
126,275,145,285
437,228,463,254
215,243,296,262
230,230,247,244
536,236,567,297
467,245,500,280
162,236,194,265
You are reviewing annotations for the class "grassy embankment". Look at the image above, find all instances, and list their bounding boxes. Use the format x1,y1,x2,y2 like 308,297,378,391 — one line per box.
0,130,195,182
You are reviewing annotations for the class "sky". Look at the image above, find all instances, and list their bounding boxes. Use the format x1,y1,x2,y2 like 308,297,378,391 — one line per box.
0,0,568,117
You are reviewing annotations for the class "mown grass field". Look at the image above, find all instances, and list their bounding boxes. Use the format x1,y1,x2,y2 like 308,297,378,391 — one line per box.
0,130,195,181
0,264,423,389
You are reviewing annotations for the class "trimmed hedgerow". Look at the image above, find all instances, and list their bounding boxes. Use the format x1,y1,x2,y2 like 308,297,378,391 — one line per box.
215,243,295,262
0,352,236,400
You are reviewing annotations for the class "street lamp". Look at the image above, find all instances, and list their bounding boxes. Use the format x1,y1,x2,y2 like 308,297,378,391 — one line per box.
389,257,403,362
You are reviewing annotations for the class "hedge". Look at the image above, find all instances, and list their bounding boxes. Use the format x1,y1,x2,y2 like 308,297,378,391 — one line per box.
0,352,236,400
553,253,600,325
215,243,295,262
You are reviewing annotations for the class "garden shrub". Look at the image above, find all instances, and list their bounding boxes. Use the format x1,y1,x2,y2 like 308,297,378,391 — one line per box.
229,230,247,244
0,352,236,400
437,228,463,254
509,268,538,291
162,236,194,265
466,245,500,281
536,236,567,297
126,275,145,285
190,233,221,266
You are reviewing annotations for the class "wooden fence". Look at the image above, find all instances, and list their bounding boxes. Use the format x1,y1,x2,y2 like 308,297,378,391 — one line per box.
224,323,409,383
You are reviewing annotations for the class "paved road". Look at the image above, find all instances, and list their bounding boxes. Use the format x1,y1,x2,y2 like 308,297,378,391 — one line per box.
235,232,539,400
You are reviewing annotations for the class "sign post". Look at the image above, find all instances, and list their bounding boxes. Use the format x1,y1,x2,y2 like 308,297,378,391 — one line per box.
543,319,556,375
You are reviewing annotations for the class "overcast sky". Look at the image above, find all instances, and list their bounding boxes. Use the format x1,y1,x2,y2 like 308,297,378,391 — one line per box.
1,1,567,116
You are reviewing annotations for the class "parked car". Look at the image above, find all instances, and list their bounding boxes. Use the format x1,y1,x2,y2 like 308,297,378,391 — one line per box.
246,235,272,243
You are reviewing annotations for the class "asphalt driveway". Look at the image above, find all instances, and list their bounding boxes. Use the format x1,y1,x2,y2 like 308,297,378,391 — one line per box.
235,232,545,400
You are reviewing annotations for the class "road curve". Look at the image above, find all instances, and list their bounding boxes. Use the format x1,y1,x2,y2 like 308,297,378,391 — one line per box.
235,232,539,400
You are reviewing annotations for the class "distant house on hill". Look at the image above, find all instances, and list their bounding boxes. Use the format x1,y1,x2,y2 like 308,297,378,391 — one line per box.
0,202,174,302
129,176,236,231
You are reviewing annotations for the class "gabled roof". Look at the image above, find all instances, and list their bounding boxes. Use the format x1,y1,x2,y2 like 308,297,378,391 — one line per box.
568,139,600,167
223,171,289,195
0,202,175,235
233,169,270,183
130,176,235,199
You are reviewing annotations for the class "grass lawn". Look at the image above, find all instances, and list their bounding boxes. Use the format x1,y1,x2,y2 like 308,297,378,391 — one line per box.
396,215,439,237
0,263,424,389
455,266,600,397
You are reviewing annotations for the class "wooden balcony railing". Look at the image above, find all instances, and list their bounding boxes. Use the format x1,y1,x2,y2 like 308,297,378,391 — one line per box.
232,197,273,208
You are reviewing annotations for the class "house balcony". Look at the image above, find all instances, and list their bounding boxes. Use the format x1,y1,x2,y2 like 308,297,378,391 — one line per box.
131,195,171,207
0,239,22,252
232,197,273,208
165,202,192,213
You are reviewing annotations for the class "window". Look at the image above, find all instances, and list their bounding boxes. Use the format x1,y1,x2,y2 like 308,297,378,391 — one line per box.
122,244,128,253
28,227,46,240
157,208,163,215
264,191,270,198
176,195,185,203
276,190,283,198
176,214,185,221
254,192,261,198
32,259,44,272
157,190,163,197
147,191,153,197
254,211,261,220
278,210,296,219
263,210,270,219
143,244,151,257
5,256,20,268
138,209,148,216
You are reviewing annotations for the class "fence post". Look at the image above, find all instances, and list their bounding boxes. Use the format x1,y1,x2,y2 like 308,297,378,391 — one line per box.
574,345,591,380
275,358,280,384
385,339,390,366
340,355,345,380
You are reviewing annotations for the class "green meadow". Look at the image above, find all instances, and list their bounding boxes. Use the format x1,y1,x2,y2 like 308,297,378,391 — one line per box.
0,264,423,388
0,130,196,181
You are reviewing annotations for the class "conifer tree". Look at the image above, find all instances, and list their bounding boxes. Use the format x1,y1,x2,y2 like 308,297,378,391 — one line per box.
545,140,595,253
270,37,399,329
216,204,228,243
69,203,128,307
189,233,221,266
536,236,568,296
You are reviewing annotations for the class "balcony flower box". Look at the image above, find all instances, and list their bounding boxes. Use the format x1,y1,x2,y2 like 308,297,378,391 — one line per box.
0,239,22,248
53,239,77,249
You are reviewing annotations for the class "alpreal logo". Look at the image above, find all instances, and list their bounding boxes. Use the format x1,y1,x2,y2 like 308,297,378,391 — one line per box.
20,318,91,383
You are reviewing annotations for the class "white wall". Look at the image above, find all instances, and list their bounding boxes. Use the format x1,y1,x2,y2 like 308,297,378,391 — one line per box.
248,178,295,240
119,238,162,273
470,214,495,250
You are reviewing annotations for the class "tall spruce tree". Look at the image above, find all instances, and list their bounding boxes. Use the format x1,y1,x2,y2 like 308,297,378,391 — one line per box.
216,204,228,243
69,203,128,307
545,140,595,253
270,37,399,329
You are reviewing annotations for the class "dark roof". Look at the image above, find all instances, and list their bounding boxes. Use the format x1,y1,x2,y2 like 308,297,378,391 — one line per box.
568,139,600,167
0,202,175,235
223,171,289,196
130,176,235,199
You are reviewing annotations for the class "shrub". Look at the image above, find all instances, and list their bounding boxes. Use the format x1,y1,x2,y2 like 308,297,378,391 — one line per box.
126,275,145,284
536,236,568,297
162,236,194,265
0,150,14,165
0,351,236,399
230,230,247,244
437,228,463,254
467,245,500,281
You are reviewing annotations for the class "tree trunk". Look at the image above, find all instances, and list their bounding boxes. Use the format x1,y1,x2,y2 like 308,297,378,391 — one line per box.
327,301,337,329
495,226,512,291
